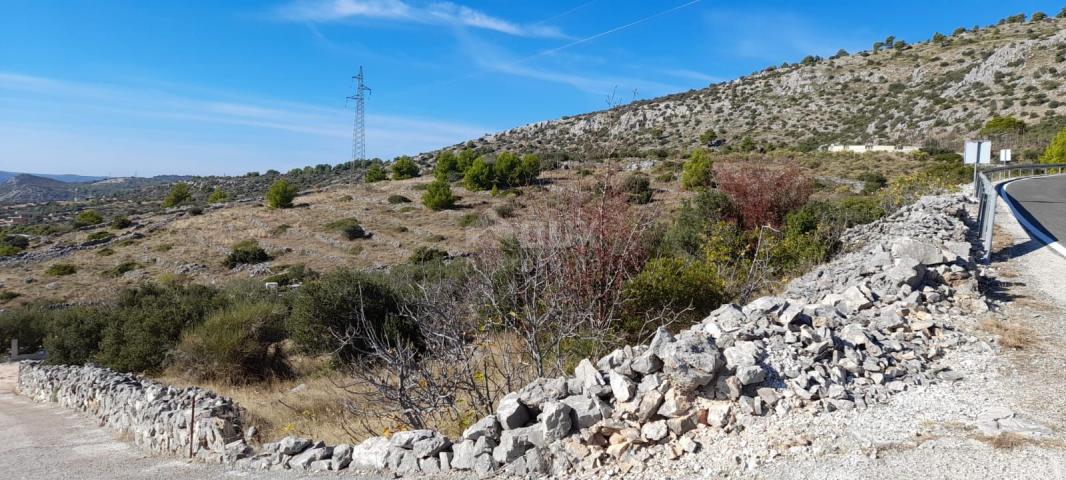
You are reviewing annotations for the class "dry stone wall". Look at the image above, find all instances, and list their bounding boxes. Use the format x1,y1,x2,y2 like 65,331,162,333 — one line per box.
16,192,986,478
16,363,249,462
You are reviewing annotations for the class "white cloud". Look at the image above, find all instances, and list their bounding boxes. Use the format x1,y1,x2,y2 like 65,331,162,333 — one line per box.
276,0,565,38
0,72,490,175
452,35,683,97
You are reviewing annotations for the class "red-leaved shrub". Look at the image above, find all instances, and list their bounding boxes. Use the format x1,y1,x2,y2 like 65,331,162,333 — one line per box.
713,164,813,229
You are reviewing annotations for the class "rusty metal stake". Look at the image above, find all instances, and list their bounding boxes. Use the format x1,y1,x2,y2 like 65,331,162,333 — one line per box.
189,392,196,459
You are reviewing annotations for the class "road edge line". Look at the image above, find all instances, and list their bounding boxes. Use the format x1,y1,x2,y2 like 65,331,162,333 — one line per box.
998,177,1066,259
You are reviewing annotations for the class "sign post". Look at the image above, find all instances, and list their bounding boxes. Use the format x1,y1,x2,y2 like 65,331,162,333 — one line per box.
965,140,992,189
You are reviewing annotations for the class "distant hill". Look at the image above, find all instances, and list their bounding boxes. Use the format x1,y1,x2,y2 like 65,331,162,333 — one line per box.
0,171,108,184
0,173,197,205
445,16,1066,160
0,174,76,204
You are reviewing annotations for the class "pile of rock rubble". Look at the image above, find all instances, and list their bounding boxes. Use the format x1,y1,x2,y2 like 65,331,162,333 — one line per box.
18,192,989,478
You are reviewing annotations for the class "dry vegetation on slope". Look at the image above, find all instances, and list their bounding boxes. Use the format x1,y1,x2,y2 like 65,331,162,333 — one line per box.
453,15,1066,157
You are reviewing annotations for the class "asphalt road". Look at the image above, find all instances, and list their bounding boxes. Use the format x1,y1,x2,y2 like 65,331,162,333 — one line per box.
1003,174,1066,243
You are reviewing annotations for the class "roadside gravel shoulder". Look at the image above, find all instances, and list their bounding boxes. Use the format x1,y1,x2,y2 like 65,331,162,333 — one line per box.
621,195,1066,480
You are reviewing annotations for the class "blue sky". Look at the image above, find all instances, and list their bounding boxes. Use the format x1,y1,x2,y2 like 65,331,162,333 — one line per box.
1,1,1061,176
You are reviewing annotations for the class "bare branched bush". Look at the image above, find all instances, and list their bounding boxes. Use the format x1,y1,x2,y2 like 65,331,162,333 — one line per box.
471,175,658,377
333,276,529,436
714,163,813,229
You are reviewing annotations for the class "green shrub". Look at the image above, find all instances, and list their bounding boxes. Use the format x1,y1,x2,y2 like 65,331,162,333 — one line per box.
288,268,418,361
422,179,457,210
656,190,735,259
458,213,493,228
2,235,29,249
410,246,448,263
263,264,318,286
494,202,517,218
103,261,139,278
1041,126,1066,164
463,157,494,190
46,263,77,276
624,257,726,321
94,283,224,372
365,164,388,182
0,307,46,353
43,307,108,364
857,172,888,194
980,116,1026,136
207,187,232,203
86,231,114,242
111,216,133,229
266,179,298,209
162,183,192,208
325,218,368,240
391,156,421,180
224,239,270,268
388,194,412,204
623,174,653,204
680,149,713,190
0,290,19,303
462,153,540,191
0,235,27,256
188,207,204,216
73,210,104,227
171,302,290,383
96,247,115,257
269,224,291,236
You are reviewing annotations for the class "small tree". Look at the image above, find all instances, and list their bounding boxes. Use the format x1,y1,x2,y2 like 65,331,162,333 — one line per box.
265,179,298,209
162,183,191,208
73,210,103,227
1032,11,1047,21
223,239,270,268
422,179,457,210
111,216,133,229
680,149,713,190
391,156,420,180
365,164,388,182
980,116,1027,137
207,187,231,203
699,129,718,145
622,174,653,204
463,157,494,191
1040,127,1066,164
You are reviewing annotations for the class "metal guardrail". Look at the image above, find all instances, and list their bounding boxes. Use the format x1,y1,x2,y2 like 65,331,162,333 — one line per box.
974,163,1066,263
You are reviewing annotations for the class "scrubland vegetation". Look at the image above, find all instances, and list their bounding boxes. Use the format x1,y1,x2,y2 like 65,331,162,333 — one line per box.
0,142,974,442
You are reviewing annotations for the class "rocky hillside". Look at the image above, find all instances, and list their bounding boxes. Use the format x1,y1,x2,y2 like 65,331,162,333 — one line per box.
457,15,1066,157
0,174,74,204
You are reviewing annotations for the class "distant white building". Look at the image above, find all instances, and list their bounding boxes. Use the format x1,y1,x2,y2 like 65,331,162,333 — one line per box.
826,144,920,154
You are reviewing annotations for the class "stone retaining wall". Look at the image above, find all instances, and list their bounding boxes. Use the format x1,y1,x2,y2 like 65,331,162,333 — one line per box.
16,362,249,462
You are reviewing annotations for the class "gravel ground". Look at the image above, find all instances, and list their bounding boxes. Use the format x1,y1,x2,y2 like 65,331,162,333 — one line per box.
575,194,1066,480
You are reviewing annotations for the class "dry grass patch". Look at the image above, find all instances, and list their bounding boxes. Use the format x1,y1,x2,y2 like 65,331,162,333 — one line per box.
973,432,1066,450
979,318,1038,350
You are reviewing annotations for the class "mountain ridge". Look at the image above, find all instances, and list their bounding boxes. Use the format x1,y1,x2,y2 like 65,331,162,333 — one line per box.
432,15,1066,160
